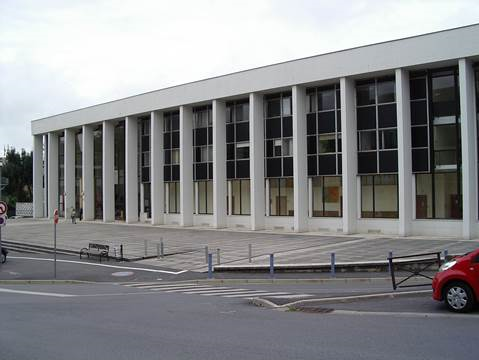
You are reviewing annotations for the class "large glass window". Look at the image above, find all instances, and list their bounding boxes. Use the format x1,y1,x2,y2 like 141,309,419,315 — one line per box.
312,176,342,217
416,172,461,219
114,122,125,220
226,99,250,180
356,77,398,175
229,179,251,215
268,178,294,216
166,181,180,214
93,127,103,219
361,174,398,218
195,180,213,215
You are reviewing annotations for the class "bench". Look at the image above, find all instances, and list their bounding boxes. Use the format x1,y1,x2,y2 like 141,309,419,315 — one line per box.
80,243,110,262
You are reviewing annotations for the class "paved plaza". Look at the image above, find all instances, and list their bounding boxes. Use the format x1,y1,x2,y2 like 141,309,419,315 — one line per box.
2,218,479,272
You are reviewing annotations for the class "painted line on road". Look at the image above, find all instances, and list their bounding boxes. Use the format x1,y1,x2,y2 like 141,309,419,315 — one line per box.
330,309,479,319
8,256,188,275
223,292,291,298
0,287,75,298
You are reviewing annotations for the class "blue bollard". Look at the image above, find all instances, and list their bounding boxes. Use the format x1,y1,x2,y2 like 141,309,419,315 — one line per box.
208,253,213,279
330,252,336,277
269,254,274,277
444,249,448,260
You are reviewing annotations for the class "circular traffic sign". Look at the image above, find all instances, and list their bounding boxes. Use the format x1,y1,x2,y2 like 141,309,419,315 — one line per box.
0,215,6,227
53,209,59,224
0,201,7,216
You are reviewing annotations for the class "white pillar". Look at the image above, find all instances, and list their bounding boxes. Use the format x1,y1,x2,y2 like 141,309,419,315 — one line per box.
82,125,94,221
249,92,265,230
396,68,413,236
151,111,164,225
43,134,48,216
103,121,114,222
180,105,193,226
459,58,478,239
125,116,139,223
213,99,227,228
292,85,308,232
47,132,59,219
64,129,75,219
33,135,44,218
340,77,358,234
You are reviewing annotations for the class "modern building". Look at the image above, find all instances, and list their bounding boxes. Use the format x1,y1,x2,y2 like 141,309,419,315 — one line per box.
32,24,479,238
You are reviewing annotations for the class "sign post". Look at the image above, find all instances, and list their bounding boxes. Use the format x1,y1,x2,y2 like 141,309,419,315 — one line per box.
0,201,7,265
53,209,59,279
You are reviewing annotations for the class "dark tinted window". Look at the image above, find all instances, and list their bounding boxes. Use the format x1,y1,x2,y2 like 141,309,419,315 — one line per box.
411,101,428,125
378,104,397,128
357,106,376,130
317,111,336,133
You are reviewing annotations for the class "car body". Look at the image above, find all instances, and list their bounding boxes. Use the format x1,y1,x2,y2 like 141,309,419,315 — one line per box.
432,248,479,312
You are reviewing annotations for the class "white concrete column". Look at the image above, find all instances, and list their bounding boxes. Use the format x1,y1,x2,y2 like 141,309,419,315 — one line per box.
292,85,308,232
43,134,48,216
180,106,193,226
459,58,478,239
249,93,265,230
213,99,227,228
396,68,413,236
33,135,44,218
64,129,76,219
125,116,139,223
47,132,59,218
102,121,115,222
340,77,358,234
151,111,164,225
82,125,94,221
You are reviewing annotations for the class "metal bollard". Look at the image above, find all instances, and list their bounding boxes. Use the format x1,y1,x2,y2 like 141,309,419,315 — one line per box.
208,253,213,279
330,252,336,277
388,251,393,275
120,244,124,261
216,248,221,265
248,244,252,263
269,254,274,277
205,246,209,264
443,249,448,261
144,239,148,257
156,243,160,260
160,240,164,259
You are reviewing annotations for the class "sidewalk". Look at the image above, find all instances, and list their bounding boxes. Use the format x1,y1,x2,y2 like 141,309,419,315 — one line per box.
3,218,479,272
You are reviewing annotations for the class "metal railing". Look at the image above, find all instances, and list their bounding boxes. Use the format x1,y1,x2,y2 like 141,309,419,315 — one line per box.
388,251,442,290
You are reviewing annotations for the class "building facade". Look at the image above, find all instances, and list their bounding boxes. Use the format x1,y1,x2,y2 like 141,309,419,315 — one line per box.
32,25,479,238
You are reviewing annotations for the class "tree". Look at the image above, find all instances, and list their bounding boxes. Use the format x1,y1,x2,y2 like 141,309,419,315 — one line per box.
1,147,33,214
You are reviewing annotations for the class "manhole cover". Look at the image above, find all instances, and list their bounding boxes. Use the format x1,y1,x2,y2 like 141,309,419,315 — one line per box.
111,271,134,277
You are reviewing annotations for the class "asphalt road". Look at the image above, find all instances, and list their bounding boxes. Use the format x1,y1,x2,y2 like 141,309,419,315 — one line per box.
0,282,477,360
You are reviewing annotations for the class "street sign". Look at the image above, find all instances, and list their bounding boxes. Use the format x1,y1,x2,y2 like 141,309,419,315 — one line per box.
0,216,5,227
53,209,59,224
0,201,7,216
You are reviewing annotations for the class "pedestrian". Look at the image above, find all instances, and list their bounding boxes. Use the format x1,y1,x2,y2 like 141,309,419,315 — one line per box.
71,208,76,224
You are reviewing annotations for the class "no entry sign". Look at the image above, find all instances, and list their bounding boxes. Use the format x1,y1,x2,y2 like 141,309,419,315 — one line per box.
0,201,7,216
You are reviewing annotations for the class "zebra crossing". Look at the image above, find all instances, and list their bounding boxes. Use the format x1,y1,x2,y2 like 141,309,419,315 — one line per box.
120,282,313,300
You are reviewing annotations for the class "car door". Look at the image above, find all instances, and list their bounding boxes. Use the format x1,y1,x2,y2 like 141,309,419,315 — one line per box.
469,252,479,297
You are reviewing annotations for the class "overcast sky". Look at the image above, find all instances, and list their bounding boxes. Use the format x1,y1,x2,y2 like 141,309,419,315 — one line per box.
1,0,478,152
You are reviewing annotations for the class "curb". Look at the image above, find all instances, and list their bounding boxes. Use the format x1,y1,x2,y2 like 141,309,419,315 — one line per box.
249,289,432,309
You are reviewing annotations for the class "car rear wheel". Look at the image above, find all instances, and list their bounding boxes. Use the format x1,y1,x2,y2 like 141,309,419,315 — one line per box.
444,282,475,313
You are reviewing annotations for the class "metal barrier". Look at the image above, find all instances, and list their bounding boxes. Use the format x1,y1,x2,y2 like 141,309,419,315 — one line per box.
388,251,442,290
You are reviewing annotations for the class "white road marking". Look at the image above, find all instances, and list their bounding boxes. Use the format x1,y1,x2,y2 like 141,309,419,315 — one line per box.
199,289,259,296
266,294,313,299
0,287,75,298
163,286,216,293
222,292,291,298
8,256,188,275
182,287,233,294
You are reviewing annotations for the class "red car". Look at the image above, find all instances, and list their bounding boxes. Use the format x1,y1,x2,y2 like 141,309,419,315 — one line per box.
432,248,479,312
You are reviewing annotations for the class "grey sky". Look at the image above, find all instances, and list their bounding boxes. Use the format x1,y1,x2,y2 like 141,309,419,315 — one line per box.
1,0,478,152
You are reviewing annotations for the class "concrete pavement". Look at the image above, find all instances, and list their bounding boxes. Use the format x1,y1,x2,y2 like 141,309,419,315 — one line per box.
3,218,479,272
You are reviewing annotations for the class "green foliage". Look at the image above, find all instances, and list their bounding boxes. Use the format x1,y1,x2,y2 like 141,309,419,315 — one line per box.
1,147,33,209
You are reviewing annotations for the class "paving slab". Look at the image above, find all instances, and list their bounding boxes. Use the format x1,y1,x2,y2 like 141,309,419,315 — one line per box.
2,218,479,272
